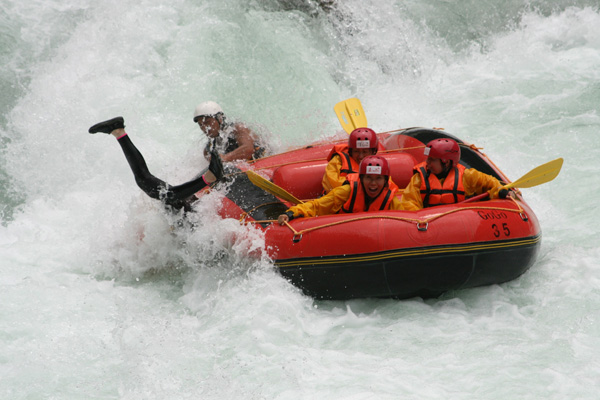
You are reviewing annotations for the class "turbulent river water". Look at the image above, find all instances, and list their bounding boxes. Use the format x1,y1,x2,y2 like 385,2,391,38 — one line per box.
1,0,599,398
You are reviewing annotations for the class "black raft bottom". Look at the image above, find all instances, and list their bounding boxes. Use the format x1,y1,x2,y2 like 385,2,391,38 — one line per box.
276,236,541,300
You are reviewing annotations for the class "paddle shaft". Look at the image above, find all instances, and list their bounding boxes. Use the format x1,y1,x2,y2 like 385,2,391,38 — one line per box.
461,192,491,203
245,170,303,205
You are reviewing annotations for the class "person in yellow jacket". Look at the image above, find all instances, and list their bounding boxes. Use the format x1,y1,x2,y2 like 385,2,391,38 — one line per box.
321,127,382,193
278,156,401,225
399,138,513,211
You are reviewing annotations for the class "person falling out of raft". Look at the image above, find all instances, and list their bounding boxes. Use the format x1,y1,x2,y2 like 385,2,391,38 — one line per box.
88,116,225,213
399,138,515,211
278,155,401,225
322,127,383,193
193,101,266,163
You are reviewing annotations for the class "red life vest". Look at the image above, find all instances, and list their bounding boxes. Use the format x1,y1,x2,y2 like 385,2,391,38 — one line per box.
345,172,401,193
327,144,359,177
340,174,397,213
414,162,466,207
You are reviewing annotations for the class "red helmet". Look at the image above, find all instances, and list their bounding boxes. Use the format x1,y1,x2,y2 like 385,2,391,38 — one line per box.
425,138,461,164
359,155,390,176
348,128,378,151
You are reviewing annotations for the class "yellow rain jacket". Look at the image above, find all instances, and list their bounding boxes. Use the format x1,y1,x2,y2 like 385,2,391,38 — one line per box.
400,166,504,211
288,181,403,218
321,145,359,193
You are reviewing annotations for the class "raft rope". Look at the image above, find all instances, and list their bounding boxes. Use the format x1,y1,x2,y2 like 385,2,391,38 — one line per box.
238,202,284,222
205,138,524,237
244,197,526,238
200,143,483,186
246,142,491,175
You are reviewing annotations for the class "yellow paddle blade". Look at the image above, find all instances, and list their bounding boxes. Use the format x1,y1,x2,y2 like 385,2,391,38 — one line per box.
245,170,304,205
334,98,368,134
504,158,564,190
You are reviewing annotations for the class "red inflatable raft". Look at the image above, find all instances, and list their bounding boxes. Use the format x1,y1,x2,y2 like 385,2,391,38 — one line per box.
213,128,541,300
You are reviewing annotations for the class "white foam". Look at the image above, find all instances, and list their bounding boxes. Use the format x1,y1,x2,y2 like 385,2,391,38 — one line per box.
1,1,599,398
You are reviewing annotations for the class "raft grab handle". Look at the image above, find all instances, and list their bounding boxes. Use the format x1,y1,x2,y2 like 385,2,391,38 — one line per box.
417,222,429,231
520,212,528,221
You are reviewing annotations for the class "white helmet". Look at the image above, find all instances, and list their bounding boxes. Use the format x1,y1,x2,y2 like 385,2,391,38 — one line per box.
193,101,224,122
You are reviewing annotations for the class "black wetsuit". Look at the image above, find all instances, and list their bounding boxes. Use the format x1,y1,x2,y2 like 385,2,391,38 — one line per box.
204,124,265,160
118,133,286,222
117,134,208,212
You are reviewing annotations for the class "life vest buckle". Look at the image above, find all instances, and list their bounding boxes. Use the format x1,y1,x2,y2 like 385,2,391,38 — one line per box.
417,222,429,231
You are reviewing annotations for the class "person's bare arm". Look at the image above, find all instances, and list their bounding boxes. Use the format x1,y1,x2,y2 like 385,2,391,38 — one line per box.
221,123,257,162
